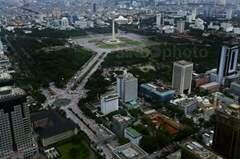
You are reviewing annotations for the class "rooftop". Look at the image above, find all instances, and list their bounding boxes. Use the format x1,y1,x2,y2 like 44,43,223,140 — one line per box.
112,114,131,123
147,112,183,135
181,141,222,159
118,73,137,80
0,86,26,101
171,97,198,107
217,103,240,119
140,83,175,96
0,72,12,80
231,80,240,85
113,143,148,159
174,60,193,66
200,82,220,89
31,109,78,138
0,87,26,110
102,93,118,100
125,127,142,138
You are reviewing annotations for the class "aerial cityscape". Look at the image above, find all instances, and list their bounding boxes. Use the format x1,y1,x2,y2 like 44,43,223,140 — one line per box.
0,0,240,159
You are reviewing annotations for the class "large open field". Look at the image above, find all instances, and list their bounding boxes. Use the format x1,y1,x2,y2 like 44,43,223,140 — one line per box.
88,37,142,49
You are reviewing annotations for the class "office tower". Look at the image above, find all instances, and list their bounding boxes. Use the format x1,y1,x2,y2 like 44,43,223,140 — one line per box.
100,94,119,115
176,21,185,33
61,17,70,30
93,3,97,13
226,9,233,20
172,60,193,95
213,104,240,159
112,114,132,136
156,13,162,28
192,8,197,21
0,88,38,159
217,45,239,84
117,73,138,103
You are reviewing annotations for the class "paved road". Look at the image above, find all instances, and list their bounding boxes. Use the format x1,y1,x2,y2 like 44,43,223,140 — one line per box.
42,33,152,159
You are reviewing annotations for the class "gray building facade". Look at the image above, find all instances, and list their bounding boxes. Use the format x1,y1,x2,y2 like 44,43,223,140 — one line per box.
0,88,38,159
172,60,193,95
117,74,138,103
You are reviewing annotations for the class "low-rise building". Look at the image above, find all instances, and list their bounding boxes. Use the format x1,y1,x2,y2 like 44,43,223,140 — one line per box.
212,92,236,107
113,143,148,159
233,28,240,34
190,18,205,30
124,100,140,109
31,110,78,147
171,97,198,116
202,130,214,146
146,112,183,135
181,140,223,159
230,81,240,96
0,72,13,87
139,83,175,102
192,74,210,88
221,22,233,32
208,22,220,30
200,82,220,93
124,127,142,145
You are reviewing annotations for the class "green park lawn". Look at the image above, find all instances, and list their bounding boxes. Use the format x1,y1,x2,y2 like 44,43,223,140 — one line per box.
57,135,91,159
88,37,141,49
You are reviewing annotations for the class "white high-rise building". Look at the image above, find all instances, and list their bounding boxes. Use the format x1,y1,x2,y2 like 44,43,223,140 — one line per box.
172,60,193,95
192,8,197,20
101,94,119,115
217,45,239,84
156,13,162,28
0,40,4,54
226,9,233,20
117,73,138,103
61,17,70,30
0,88,38,159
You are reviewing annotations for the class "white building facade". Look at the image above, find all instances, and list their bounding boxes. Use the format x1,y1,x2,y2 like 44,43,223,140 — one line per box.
217,45,239,84
101,94,119,115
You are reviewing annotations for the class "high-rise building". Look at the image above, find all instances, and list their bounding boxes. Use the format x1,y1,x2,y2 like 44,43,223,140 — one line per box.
172,60,193,95
176,21,185,33
117,73,138,103
156,13,162,28
213,104,240,159
192,8,197,20
0,88,38,159
112,114,132,136
93,3,97,13
226,9,233,20
100,94,119,115
217,45,239,84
